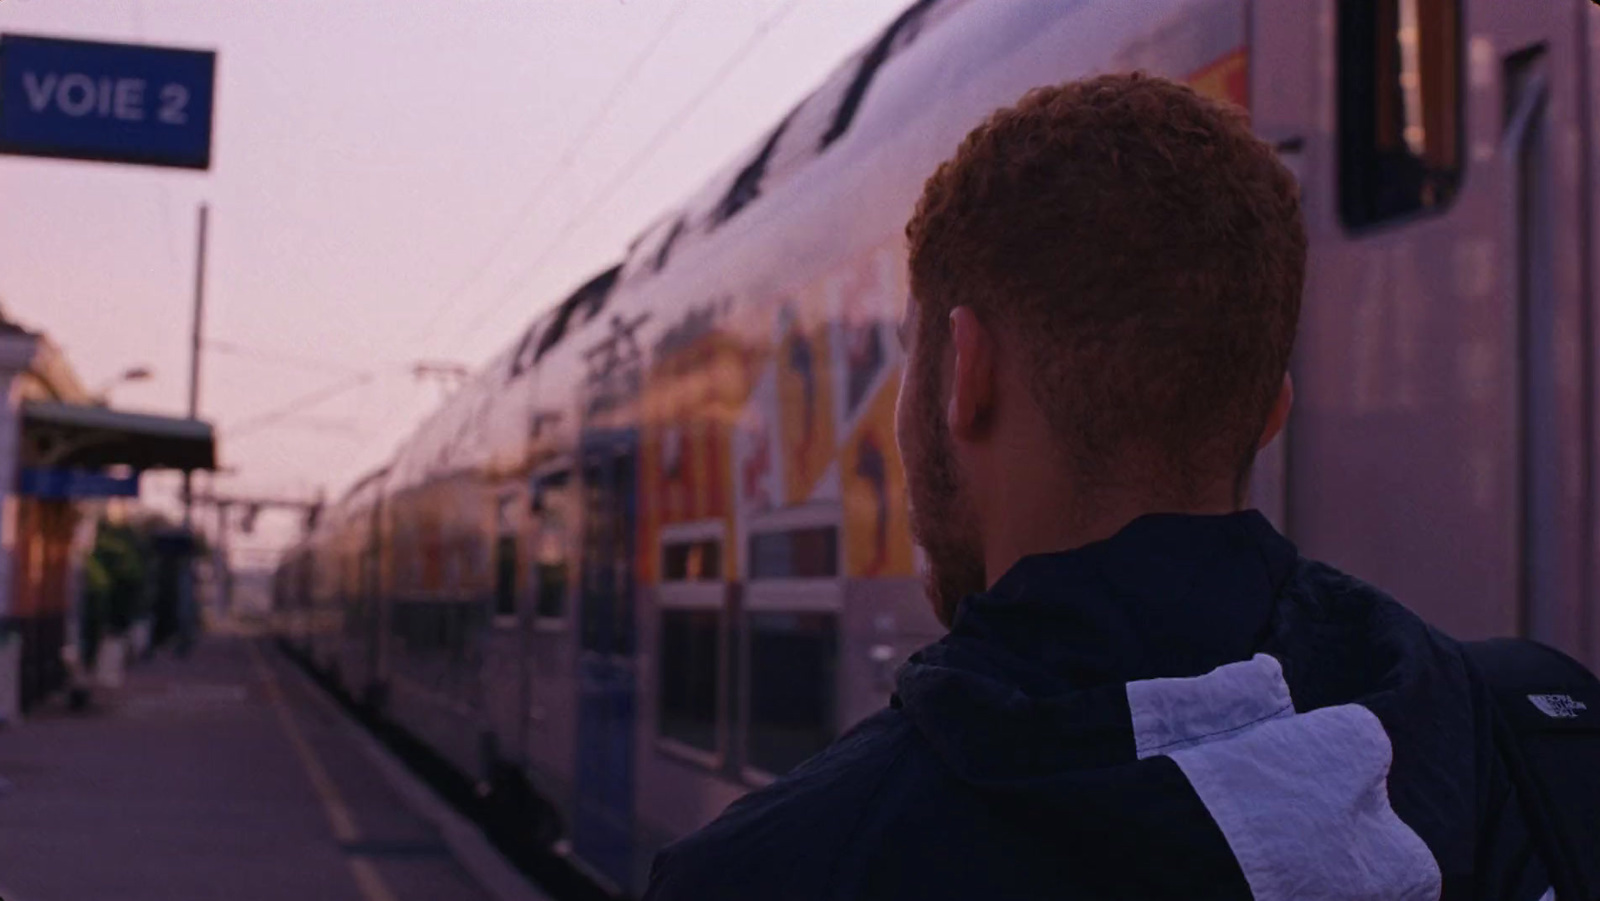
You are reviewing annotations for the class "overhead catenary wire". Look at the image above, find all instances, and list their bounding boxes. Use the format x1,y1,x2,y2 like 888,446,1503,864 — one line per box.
271,0,804,499
332,370,442,490
449,0,809,350
207,338,374,376
208,343,459,447
408,0,696,347
226,371,376,438
265,418,366,438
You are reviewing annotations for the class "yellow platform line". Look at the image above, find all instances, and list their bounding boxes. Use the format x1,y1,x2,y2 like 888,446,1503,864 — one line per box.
246,641,399,901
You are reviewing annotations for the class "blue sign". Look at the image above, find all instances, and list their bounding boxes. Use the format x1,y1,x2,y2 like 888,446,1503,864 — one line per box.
18,467,141,500
0,34,214,169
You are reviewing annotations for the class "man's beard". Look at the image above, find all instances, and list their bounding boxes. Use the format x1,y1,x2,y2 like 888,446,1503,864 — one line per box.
904,361,987,628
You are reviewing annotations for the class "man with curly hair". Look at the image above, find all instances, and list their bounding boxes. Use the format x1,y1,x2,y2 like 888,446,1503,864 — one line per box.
645,73,1577,901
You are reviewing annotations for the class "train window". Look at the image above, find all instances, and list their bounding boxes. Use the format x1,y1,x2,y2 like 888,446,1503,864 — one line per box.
508,319,543,380
662,538,722,582
493,534,517,619
652,216,688,272
658,608,721,754
819,0,940,151
711,114,794,228
446,603,464,660
748,526,838,580
657,524,727,763
393,600,431,653
535,554,567,620
745,611,837,776
533,265,622,363
578,450,638,655
1338,0,1463,228
725,603,743,763
535,558,567,621
532,471,573,623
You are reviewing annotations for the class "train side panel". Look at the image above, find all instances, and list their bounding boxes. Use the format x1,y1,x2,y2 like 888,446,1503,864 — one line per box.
1265,0,1597,662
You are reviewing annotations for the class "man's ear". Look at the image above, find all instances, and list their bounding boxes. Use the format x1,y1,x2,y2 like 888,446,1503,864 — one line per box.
1257,374,1294,450
947,306,995,442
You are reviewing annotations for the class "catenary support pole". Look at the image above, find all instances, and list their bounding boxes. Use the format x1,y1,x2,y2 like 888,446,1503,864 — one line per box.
183,203,209,527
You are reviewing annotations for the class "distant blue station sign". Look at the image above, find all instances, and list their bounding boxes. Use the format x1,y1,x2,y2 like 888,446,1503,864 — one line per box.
18,467,141,500
0,33,214,169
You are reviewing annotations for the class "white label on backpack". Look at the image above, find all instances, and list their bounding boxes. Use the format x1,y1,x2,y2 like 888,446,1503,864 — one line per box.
1527,694,1588,719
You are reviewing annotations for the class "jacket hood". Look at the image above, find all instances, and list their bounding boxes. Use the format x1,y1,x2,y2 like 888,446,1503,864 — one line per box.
894,512,1444,901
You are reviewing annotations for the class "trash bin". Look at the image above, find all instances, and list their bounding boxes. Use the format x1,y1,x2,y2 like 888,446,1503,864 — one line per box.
129,617,151,659
95,634,127,690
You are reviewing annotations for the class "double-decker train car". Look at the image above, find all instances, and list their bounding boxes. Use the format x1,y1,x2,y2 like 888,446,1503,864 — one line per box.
278,0,1600,894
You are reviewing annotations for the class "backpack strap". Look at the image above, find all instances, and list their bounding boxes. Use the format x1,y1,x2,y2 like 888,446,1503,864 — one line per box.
1462,638,1600,900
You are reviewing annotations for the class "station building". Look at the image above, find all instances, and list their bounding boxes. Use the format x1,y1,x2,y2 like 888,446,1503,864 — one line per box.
0,308,214,719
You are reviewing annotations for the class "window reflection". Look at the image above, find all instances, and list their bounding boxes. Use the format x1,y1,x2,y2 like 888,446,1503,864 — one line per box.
1338,0,1462,227
533,472,572,621
746,612,837,775
659,609,720,753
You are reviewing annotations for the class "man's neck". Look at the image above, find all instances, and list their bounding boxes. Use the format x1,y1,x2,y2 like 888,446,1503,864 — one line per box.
981,484,1239,590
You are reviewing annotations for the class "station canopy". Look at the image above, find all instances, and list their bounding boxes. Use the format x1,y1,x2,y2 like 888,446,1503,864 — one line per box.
21,401,215,471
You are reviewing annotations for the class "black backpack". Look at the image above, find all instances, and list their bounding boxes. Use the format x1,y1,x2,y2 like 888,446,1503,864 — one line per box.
1465,639,1600,900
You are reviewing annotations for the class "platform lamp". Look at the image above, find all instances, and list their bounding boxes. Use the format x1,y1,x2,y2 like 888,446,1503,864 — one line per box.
93,365,153,405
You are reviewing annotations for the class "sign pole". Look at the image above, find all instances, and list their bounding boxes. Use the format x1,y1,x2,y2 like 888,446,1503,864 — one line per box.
183,203,208,527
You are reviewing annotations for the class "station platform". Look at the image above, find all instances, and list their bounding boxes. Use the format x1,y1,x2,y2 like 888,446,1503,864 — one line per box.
0,633,548,901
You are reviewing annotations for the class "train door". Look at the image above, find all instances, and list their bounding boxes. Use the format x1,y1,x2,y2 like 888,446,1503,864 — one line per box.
1423,0,1591,654
523,463,576,776
1258,0,1593,656
479,488,527,770
571,429,639,889
1482,2,1595,656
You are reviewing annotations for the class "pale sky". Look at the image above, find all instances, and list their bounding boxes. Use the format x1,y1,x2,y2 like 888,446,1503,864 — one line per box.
0,0,912,564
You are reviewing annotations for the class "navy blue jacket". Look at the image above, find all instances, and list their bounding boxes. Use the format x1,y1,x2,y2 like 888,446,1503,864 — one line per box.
644,512,1552,900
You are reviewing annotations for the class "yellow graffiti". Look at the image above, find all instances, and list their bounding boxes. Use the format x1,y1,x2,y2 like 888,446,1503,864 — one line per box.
843,366,913,579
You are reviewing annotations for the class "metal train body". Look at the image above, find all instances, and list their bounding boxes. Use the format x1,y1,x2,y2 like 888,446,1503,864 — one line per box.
276,0,1600,894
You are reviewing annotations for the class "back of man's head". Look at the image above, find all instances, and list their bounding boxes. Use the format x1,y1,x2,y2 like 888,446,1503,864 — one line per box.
905,72,1306,502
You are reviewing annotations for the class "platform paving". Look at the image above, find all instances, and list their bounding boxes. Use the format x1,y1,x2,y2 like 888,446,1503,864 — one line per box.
0,633,541,901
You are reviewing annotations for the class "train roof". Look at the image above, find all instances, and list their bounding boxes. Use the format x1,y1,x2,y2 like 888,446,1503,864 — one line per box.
614,0,968,289
319,0,1239,515
360,0,977,500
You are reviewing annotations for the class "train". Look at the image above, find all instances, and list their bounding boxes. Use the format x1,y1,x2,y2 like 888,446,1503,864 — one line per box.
275,0,1600,895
